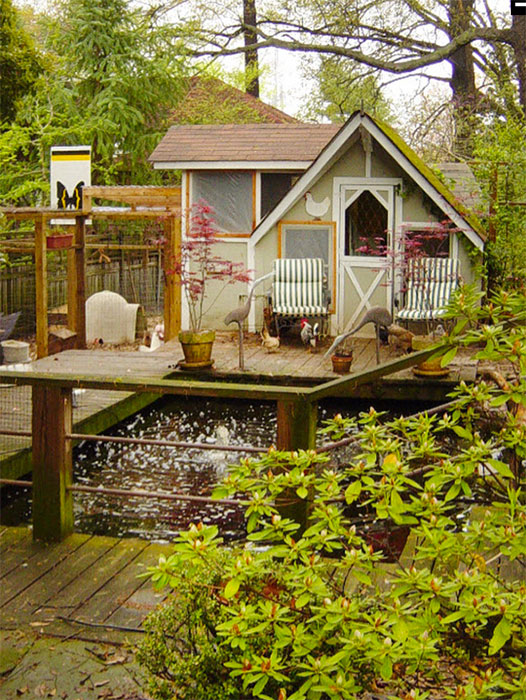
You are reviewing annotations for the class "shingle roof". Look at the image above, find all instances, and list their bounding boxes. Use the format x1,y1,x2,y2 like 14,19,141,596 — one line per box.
149,124,341,165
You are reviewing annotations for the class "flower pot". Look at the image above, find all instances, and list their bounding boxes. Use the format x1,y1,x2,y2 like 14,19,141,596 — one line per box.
331,352,353,374
46,233,73,249
178,329,215,369
365,525,409,562
411,334,449,377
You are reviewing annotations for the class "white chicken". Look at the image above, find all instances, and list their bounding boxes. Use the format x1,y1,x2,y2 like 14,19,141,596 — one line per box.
304,191,330,219
300,319,319,348
261,326,280,352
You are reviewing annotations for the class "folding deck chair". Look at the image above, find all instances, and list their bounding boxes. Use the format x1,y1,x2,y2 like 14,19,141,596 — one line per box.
269,258,330,336
396,257,461,324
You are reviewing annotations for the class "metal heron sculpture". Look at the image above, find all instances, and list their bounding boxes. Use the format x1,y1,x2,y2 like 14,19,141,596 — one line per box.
224,272,273,370
323,306,392,365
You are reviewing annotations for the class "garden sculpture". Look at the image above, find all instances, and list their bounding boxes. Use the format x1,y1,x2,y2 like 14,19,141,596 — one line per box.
224,272,273,370
304,191,330,219
323,306,392,365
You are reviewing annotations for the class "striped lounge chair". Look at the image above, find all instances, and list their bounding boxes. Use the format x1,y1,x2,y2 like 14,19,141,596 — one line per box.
270,258,330,335
397,257,461,323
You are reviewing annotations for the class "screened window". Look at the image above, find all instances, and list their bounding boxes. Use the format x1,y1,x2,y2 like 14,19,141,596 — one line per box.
345,190,387,256
279,222,335,311
260,173,299,219
192,171,253,233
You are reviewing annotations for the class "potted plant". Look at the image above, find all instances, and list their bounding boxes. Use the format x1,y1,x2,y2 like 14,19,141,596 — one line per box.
167,200,251,368
331,336,353,374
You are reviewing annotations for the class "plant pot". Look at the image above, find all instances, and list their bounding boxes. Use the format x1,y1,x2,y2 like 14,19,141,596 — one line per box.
365,525,409,562
178,329,215,369
46,233,73,249
411,335,449,377
331,352,353,374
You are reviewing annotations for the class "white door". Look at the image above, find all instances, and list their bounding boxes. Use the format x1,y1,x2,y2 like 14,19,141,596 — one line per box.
334,178,402,334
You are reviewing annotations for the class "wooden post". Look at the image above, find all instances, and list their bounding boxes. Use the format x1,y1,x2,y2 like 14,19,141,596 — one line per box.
71,215,87,348
32,386,73,542
163,214,181,340
34,214,48,358
276,398,318,531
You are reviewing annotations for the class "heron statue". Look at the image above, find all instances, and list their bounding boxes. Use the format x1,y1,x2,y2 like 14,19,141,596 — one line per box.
323,306,392,365
224,272,273,370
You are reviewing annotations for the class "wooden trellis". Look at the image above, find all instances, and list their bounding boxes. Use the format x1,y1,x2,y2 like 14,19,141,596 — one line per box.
1,186,182,358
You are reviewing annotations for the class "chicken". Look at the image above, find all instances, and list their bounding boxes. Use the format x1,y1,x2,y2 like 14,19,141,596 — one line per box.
300,319,319,348
261,326,280,352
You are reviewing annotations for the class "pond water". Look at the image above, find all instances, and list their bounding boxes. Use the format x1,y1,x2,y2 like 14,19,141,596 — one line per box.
0,396,422,543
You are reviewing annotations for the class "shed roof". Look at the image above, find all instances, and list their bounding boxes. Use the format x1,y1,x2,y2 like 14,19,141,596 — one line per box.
149,123,340,167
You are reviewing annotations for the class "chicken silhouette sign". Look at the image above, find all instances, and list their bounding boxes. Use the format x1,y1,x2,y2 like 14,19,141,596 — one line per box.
50,145,91,224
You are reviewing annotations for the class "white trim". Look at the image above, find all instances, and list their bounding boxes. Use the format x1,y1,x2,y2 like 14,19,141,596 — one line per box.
252,113,363,245
255,172,262,224
342,266,389,331
251,113,483,249
365,151,371,178
153,160,312,171
247,242,257,332
364,119,484,250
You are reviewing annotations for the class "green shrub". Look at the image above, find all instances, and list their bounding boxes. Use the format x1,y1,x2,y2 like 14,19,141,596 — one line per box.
138,289,526,700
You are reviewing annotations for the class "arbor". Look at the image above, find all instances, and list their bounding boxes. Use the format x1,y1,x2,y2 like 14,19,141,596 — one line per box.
183,0,525,154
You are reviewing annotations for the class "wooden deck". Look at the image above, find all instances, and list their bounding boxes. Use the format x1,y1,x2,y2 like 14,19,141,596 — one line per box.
0,526,169,646
0,333,477,480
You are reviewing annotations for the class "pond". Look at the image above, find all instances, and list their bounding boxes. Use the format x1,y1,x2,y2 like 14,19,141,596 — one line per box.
0,396,427,543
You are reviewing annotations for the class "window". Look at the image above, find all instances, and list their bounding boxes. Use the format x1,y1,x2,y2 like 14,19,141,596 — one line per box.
192,171,253,233
278,221,336,311
403,226,450,258
260,173,299,219
345,190,387,256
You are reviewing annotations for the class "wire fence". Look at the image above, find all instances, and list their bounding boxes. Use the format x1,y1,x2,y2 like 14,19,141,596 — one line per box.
0,220,165,346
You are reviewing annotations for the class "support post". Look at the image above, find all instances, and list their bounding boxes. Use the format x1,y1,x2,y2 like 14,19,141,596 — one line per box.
32,386,73,542
276,398,318,531
34,215,48,358
163,214,181,341
72,215,87,348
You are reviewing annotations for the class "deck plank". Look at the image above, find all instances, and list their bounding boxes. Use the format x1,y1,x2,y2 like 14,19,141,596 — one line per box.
12,535,118,622
0,534,92,609
76,541,169,627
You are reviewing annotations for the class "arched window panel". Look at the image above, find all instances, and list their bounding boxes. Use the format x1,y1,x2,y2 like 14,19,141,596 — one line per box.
345,190,388,256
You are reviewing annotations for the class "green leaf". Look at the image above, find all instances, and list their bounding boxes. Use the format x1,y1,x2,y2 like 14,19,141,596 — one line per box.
224,578,240,599
441,347,458,367
489,616,512,655
296,485,309,499
452,426,473,440
345,480,362,504
487,458,514,478
380,655,393,680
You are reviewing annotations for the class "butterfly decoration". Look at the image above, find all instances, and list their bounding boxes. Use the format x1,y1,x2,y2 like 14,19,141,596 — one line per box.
57,180,85,210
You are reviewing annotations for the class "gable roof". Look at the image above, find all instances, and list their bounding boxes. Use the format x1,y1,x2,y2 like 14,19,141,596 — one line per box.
171,76,300,125
251,111,485,250
149,123,340,170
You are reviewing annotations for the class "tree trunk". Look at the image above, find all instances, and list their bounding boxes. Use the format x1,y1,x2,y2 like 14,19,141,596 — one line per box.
243,0,260,98
448,0,479,157
510,14,526,116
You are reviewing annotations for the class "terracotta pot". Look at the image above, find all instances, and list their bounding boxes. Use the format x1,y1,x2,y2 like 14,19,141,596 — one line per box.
46,234,74,249
365,525,409,562
411,334,448,377
178,329,215,368
331,352,353,374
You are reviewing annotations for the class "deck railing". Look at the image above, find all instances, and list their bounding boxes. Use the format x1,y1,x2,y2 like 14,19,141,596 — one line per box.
0,346,440,542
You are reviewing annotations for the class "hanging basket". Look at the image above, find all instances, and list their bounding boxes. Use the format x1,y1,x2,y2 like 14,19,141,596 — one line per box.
46,233,74,250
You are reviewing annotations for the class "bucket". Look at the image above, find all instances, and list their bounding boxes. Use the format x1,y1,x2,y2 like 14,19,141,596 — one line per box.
1,340,30,364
